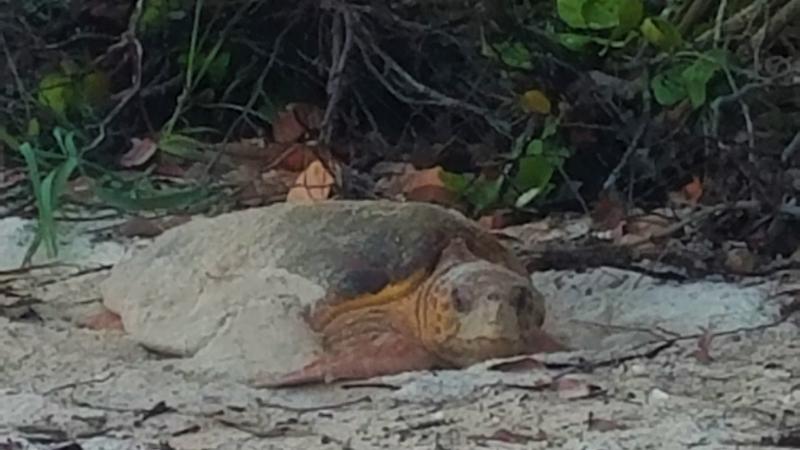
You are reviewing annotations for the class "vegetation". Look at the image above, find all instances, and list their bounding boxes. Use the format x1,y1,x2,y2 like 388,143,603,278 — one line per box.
0,0,798,260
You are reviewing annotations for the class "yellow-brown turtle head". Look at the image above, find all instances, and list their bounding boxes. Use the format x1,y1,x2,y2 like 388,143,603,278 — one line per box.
416,238,548,367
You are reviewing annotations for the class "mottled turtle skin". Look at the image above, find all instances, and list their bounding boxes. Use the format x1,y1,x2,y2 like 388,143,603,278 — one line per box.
92,201,556,387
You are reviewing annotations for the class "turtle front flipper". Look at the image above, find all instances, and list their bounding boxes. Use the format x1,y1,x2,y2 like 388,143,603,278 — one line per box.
250,331,442,388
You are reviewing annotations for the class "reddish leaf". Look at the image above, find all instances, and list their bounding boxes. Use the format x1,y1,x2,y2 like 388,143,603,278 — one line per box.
120,137,158,168
286,160,335,202
591,188,627,232
273,109,307,144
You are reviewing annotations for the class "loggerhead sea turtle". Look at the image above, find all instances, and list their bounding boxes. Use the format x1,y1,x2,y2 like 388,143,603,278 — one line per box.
90,200,562,387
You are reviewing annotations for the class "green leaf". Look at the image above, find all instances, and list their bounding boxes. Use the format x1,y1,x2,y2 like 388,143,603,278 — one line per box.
557,0,588,28
157,133,207,160
206,51,231,84
617,0,644,33
93,184,210,212
651,66,688,106
494,41,533,69
26,118,40,137
681,56,721,108
557,33,596,51
582,0,619,29
441,171,504,213
640,17,682,52
37,72,75,117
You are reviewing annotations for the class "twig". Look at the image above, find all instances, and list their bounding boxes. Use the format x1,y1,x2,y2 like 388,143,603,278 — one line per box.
0,32,32,122
780,130,800,163
354,31,510,136
203,9,300,176
602,70,651,191
753,0,800,49
320,7,355,144
83,0,145,152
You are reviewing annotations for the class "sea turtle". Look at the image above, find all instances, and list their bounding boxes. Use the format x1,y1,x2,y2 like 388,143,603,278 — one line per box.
90,200,561,387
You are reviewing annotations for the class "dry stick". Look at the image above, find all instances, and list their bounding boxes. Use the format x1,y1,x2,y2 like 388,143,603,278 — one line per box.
780,130,800,163
83,0,145,152
678,0,715,35
0,32,31,121
202,10,298,176
713,0,728,46
753,0,800,49
602,72,651,192
355,32,510,136
320,8,354,145
695,0,769,43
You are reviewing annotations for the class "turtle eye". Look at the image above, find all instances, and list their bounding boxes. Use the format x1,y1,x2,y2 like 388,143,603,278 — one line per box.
451,288,469,312
512,287,529,312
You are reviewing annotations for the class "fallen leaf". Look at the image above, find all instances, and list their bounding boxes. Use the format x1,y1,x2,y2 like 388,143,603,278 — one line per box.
80,308,124,331
120,137,158,167
273,109,307,144
478,210,514,229
286,159,335,202
289,102,324,132
556,377,603,400
682,176,703,204
280,143,317,171
591,188,627,231
488,356,545,372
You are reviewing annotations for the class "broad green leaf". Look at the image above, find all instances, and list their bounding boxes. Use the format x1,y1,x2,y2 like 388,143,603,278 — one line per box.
651,67,687,106
441,171,504,213
93,184,210,211
681,57,720,108
494,42,533,69
617,0,644,32
81,71,111,106
206,51,231,84
26,118,40,137
558,33,595,51
157,133,207,161
640,17,682,52
557,0,588,28
37,72,74,117
515,186,544,208
582,0,619,29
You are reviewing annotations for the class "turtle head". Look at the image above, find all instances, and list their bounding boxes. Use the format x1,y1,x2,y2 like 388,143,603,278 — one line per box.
418,238,549,367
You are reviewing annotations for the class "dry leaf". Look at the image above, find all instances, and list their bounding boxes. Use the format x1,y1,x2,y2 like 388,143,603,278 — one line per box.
556,377,603,400
272,109,307,144
591,189,627,231
520,89,552,115
478,210,513,229
286,160,335,202
682,176,703,204
120,137,158,167
280,143,317,171
488,356,545,372
289,102,324,132
80,308,124,331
